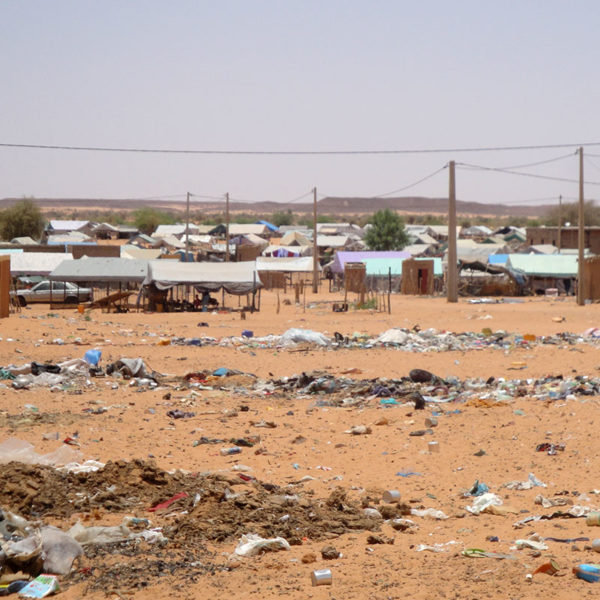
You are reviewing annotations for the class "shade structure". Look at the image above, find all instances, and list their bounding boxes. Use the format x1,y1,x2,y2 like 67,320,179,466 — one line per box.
256,257,319,273
11,253,74,276
144,260,261,295
331,251,411,274
49,257,148,283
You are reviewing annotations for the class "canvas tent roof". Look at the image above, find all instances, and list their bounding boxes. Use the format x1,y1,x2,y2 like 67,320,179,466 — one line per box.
152,224,199,238
49,257,148,282
506,254,578,278
10,252,73,276
316,235,348,248
10,237,38,245
527,244,559,255
47,232,94,244
331,251,411,274
256,256,319,272
144,260,261,294
48,220,90,232
231,233,269,247
120,245,163,260
403,244,432,257
280,231,311,246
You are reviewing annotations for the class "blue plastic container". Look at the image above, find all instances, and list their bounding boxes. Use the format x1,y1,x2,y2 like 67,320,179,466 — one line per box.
84,349,102,366
574,564,600,583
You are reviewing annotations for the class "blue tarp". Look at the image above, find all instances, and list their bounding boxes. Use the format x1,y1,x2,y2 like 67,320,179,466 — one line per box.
256,220,279,232
488,254,509,265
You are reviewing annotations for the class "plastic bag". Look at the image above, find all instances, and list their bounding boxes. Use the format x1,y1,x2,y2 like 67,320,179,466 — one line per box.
234,533,290,556
0,438,82,467
40,526,83,575
68,521,133,545
280,329,330,347
465,492,503,515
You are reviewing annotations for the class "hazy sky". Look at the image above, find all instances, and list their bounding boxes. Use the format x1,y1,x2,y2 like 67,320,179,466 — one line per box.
1,1,599,208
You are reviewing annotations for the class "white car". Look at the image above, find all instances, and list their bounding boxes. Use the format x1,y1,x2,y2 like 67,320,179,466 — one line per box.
12,281,93,306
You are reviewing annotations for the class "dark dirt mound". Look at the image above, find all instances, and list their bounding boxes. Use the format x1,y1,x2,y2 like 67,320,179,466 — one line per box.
1,460,385,593
0,461,381,542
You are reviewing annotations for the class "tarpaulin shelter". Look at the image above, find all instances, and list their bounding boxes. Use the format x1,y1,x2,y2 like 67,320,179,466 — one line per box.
256,257,319,290
144,260,261,295
330,251,411,274
256,257,318,273
11,252,74,277
49,257,148,283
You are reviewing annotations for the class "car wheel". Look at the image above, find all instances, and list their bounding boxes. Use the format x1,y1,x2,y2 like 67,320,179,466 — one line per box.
18,296,27,307
65,296,78,304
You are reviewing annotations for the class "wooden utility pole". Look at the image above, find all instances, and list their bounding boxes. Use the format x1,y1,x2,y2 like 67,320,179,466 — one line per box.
447,161,458,302
557,195,562,251
577,147,585,305
312,187,318,293
225,192,230,263
185,191,190,262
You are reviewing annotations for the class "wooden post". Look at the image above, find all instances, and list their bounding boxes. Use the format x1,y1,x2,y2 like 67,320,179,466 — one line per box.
185,191,190,262
447,161,458,302
557,195,562,251
577,147,585,305
225,192,230,263
388,266,392,314
0,256,9,318
312,187,318,293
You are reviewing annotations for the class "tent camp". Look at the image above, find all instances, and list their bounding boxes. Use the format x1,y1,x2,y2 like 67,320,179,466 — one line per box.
144,260,261,294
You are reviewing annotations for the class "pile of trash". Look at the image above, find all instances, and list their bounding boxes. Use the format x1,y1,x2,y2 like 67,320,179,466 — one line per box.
0,458,388,593
0,504,167,596
166,326,600,354
0,354,161,391
255,368,600,406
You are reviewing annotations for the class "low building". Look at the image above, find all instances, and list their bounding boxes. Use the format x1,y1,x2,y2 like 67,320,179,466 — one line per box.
526,226,600,253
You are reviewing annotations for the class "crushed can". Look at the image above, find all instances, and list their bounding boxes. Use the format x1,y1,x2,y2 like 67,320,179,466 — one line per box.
311,569,332,586
382,490,401,503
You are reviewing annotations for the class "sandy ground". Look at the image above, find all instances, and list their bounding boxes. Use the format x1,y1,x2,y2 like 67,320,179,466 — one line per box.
2,292,600,598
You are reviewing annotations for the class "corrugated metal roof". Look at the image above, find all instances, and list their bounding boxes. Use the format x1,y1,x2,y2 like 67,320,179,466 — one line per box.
506,254,578,277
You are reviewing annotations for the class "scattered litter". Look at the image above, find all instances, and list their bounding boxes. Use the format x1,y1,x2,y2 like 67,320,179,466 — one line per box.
234,533,290,556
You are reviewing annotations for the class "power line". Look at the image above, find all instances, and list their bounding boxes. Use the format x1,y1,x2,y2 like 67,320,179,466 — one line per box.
317,164,448,202
491,151,576,170
374,164,448,197
2,141,600,155
585,156,600,173
456,162,600,186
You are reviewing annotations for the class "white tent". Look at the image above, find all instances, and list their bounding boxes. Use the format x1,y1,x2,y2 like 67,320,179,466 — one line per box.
10,252,74,276
49,257,148,282
256,257,320,272
144,260,261,294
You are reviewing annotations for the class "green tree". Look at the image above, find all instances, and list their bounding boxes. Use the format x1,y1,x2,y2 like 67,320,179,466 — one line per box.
270,210,294,227
0,198,44,241
364,209,409,250
133,208,176,235
544,200,600,227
